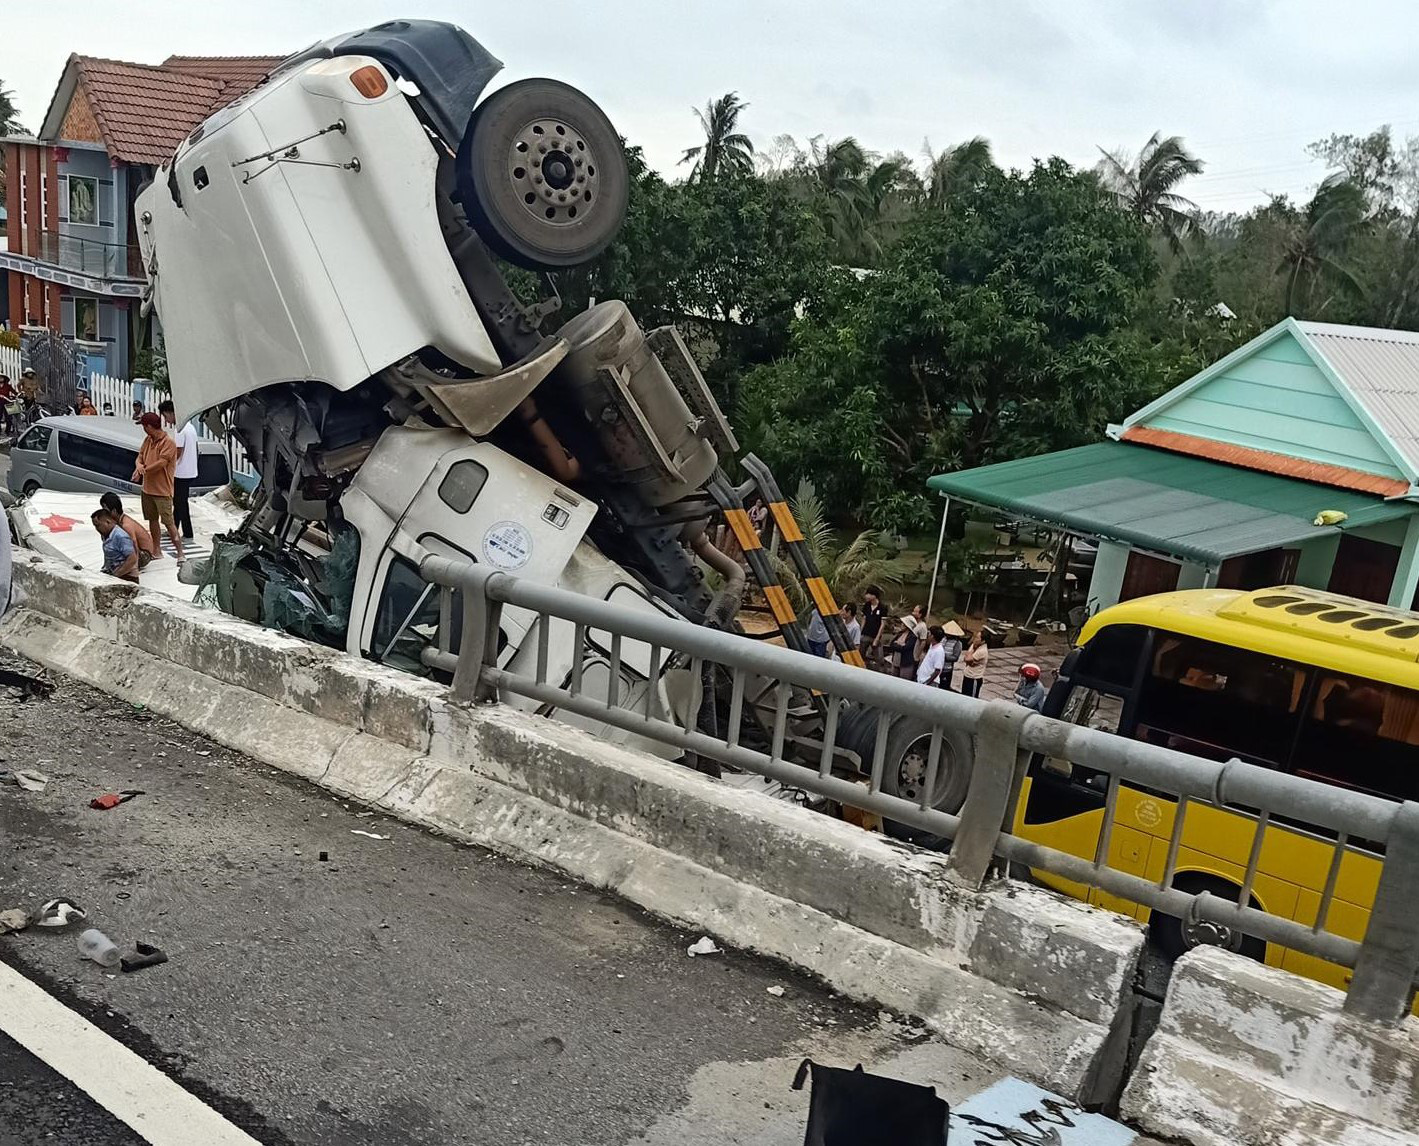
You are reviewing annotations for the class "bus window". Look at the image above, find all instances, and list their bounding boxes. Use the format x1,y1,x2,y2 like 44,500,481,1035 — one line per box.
1293,673,1419,802
1134,634,1305,767
1076,624,1147,691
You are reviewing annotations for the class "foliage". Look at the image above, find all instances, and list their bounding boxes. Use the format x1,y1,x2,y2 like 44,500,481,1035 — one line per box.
769,480,916,611
0,329,18,351
131,345,169,391
740,160,1188,531
679,92,754,182
1097,132,1204,252
0,81,22,200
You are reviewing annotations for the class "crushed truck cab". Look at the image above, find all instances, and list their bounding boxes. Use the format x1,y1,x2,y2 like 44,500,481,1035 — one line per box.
134,19,961,824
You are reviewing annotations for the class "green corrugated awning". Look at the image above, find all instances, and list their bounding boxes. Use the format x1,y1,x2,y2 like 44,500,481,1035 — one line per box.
926,442,1417,566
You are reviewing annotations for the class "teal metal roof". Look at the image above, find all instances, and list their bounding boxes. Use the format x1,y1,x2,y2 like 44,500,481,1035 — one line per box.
926,442,1416,566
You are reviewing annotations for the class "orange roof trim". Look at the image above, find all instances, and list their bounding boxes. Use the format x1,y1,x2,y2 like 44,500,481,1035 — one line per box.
1120,426,1412,498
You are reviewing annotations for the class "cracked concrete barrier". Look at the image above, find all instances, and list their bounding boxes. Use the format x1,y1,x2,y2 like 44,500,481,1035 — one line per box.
0,553,1143,1103
1122,946,1419,1146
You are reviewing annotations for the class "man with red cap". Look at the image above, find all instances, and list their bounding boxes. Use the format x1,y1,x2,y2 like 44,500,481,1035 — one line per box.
132,412,184,563
1014,663,1047,712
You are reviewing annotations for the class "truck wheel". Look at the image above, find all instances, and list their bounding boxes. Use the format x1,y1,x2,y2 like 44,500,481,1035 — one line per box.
458,79,629,270
1149,875,1266,963
878,718,973,848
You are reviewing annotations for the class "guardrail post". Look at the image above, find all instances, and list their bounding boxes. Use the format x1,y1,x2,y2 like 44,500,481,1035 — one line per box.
947,700,1033,889
1345,800,1419,1024
438,564,503,706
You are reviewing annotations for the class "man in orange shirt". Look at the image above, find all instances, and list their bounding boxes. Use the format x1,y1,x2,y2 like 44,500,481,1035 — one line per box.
132,412,184,563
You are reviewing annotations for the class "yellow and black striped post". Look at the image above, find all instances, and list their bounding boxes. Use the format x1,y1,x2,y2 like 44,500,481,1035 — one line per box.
742,455,864,667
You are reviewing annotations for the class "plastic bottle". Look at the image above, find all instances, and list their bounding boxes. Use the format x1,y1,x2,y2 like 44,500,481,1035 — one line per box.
77,928,120,968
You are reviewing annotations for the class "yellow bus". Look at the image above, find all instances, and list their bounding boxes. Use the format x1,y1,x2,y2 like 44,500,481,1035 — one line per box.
1014,584,1419,996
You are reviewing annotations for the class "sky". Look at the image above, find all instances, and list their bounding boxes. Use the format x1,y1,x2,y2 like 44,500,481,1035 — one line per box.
6,0,1419,214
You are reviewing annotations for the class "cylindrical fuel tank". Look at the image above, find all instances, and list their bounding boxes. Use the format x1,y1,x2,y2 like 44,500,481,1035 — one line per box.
555,301,719,506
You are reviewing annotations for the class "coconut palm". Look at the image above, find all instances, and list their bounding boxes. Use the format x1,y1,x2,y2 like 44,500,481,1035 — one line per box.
790,136,919,264
0,84,23,136
679,92,754,182
1276,175,1369,315
922,136,995,207
1097,131,1204,250
771,480,916,613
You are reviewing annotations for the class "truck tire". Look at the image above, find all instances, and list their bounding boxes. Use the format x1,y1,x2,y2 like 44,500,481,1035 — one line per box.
458,79,629,270
878,718,973,849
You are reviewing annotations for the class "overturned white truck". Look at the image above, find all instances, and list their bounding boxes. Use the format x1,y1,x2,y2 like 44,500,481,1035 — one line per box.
136,19,965,832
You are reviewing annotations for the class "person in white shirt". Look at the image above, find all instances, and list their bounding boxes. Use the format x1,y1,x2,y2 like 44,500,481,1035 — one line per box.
831,602,862,662
159,399,199,541
915,625,947,686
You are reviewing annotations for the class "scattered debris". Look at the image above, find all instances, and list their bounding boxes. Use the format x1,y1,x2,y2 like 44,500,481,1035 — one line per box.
0,666,54,697
120,942,168,974
77,928,121,968
350,830,390,841
767,985,786,997
89,790,144,810
13,770,49,792
34,898,86,928
687,936,722,957
0,908,30,934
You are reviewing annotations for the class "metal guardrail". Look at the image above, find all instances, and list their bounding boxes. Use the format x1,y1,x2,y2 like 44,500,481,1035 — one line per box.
37,231,143,280
418,557,1419,1026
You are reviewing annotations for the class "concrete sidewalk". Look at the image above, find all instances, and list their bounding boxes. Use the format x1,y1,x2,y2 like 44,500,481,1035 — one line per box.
0,660,1157,1145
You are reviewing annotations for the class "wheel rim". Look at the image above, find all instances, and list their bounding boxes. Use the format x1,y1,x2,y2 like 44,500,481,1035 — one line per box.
1181,917,1241,951
896,734,953,806
507,118,602,231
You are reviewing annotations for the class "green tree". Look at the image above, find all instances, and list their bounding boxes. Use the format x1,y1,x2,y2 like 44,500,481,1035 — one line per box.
922,136,996,207
741,159,1180,530
1098,131,1204,251
1275,175,1369,316
0,83,24,201
679,92,754,182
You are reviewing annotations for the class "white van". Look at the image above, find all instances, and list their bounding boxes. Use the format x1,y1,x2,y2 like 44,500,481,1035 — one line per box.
7,415,231,499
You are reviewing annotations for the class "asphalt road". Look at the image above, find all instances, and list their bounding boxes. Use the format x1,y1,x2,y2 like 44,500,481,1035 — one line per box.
0,656,1012,1145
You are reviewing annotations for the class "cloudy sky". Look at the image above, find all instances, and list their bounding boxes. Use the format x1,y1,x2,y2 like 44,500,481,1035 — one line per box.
6,0,1417,213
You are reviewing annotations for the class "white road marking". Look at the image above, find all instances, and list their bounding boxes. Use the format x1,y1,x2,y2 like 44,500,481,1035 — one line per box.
0,959,261,1145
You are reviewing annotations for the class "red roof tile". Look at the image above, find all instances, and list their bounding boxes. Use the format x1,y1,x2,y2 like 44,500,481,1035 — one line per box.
1119,426,1412,497
58,53,283,166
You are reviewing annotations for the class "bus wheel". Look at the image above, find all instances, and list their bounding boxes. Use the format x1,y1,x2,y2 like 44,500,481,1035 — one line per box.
879,719,972,849
1150,875,1266,963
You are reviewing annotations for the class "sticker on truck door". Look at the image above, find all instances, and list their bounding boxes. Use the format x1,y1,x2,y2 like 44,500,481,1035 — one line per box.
482,521,533,570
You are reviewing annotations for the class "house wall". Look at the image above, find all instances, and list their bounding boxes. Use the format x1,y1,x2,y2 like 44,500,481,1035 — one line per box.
1138,330,1405,483
56,144,121,248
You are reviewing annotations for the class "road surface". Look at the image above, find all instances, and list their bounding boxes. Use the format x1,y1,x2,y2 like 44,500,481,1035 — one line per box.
0,653,1158,1144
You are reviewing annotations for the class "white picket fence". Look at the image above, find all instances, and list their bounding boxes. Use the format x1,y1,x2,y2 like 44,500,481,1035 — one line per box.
0,343,20,383
86,371,257,481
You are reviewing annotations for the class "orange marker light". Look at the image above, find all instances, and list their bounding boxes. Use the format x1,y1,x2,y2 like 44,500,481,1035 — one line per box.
350,66,388,99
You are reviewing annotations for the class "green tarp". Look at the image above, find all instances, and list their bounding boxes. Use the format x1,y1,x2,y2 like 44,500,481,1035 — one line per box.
926,442,1416,565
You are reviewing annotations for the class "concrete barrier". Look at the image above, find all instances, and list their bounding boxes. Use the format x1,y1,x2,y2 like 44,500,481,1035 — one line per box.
1,553,1143,1101
1122,946,1418,1146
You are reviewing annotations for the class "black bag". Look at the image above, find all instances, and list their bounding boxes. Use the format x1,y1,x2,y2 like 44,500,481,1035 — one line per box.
792,1058,949,1145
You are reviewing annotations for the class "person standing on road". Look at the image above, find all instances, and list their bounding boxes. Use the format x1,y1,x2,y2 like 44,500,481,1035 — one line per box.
805,607,831,658
0,374,13,435
160,400,198,540
860,585,886,668
959,631,988,698
131,398,145,423
916,625,947,687
886,616,918,679
132,412,184,563
937,620,965,691
99,492,159,569
91,509,139,584
833,602,860,661
1014,663,1047,712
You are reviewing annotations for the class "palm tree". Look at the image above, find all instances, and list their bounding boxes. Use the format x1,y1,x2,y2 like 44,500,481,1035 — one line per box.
1097,131,1204,250
922,137,995,207
771,480,915,612
1275,175,1369,315
679,92,754,182
790,137,919,264
0,83,23,136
